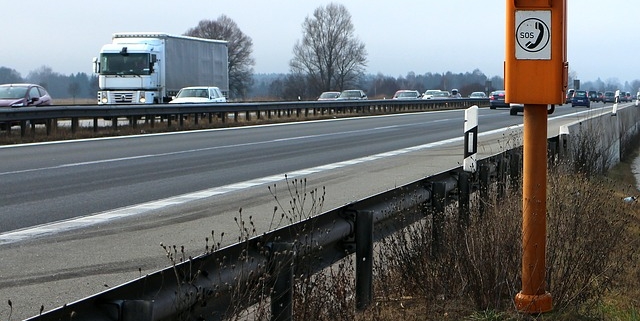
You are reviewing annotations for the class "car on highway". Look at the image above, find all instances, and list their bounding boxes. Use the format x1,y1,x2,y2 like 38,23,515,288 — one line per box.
602,91,615,104
337,89,367,100
565,89,575,104
509,103,524,115
169,86,226,103
625,92,632,102
489,90,508,109
450,89,462,98
469,91,487,98
421,89,441,99
0,83,53,107
571,90,590,108
392,90,421,100
317,91,340,101
587,90,598,102
432,91,450,99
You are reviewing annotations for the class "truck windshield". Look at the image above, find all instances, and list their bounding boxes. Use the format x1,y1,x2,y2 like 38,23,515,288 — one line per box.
100,53,150,75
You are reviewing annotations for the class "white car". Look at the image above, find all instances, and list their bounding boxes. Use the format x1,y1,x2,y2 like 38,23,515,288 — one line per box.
169,86,226,103
421,89,441,99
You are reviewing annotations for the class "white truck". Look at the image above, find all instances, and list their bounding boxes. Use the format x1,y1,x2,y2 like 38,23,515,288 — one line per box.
93,32,229,104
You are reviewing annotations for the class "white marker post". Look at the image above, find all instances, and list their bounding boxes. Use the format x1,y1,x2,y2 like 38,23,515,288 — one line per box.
464,105,478,173
613,89,620,116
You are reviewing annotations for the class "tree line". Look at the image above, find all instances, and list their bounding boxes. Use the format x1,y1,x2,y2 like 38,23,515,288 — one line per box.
2,3,637,102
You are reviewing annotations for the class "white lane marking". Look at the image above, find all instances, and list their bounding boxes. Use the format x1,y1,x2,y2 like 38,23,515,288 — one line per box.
6,103,607,245
3,106,613,244
0,123,421,177
0,124,523,245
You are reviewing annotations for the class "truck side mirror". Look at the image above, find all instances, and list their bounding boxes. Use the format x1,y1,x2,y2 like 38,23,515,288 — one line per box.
149,54,157,73
92,57,100,74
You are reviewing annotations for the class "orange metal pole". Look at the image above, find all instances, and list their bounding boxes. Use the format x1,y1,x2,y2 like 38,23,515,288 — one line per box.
515,104,552,313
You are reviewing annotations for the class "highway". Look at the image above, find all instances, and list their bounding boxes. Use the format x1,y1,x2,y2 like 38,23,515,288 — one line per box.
0,102,620,320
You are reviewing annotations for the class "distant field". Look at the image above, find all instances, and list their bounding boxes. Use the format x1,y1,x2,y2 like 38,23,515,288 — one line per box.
54,98,96,105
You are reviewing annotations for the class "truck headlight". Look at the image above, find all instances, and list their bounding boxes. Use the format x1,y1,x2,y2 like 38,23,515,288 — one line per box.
139,97,146,103
101,97,108,104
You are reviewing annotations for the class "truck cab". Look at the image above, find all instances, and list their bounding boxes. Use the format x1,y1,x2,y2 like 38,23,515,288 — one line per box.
94,40,163,104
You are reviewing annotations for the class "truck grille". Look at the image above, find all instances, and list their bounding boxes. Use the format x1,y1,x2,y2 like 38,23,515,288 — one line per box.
109,92,134,103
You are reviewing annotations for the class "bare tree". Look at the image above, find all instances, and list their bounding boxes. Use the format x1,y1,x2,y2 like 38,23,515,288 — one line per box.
185,15,255,99
290,3,367,95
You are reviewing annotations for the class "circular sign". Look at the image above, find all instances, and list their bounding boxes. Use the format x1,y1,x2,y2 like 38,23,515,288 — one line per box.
516,18,550,53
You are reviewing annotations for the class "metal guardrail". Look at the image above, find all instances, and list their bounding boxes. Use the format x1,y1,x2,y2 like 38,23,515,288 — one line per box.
0,98,488,137
24,143,539,321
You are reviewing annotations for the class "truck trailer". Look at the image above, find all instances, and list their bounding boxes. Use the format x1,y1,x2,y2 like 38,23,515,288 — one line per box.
93,32,229,104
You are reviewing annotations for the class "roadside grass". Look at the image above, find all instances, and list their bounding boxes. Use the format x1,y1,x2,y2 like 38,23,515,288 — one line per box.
193,154,639,321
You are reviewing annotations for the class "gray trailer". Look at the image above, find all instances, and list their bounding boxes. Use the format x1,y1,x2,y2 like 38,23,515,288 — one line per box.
94,32,229,104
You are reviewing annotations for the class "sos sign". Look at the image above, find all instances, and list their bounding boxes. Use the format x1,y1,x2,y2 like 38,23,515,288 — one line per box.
515,11,551,59
505,0,567,105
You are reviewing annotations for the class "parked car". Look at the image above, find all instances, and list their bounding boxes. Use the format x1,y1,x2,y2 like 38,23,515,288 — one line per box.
489,90,508,109
509,103,524,115
169,86,226,103
392,90,421,100
337,89,367,100
571,90,590,108
587,90,598,102
421,89,441,99
317,91,340,101
0,83,53,107
602,91,615,103
565,89,575,104
469,91,487,98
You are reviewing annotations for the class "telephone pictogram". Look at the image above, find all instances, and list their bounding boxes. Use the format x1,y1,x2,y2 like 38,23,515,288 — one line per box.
525,22,545,50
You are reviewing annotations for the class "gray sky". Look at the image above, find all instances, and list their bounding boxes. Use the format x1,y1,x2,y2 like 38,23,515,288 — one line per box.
2,0,638,84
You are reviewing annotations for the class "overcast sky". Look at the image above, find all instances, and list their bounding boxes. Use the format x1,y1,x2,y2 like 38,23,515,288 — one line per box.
2,0,638,85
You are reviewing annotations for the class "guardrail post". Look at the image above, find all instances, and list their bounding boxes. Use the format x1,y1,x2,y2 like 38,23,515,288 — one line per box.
269,242,295,321
478,162,490,217
431,181,446,257
547,139,557,168
20,121,28,137
497,155,508,198
103,300,154,321
509,149,522,191
458,171,471,227
355,210,373,310
71,118,79,134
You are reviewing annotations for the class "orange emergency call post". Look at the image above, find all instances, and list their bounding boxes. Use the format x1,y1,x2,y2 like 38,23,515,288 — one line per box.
505,0,567,315
506,0,567,104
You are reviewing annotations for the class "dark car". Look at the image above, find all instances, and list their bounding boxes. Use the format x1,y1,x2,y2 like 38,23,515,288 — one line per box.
602,91,615,104
587,90,598,102
571,90,590,108
0,83,53,107
509,103,524,115
489,90,508,109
